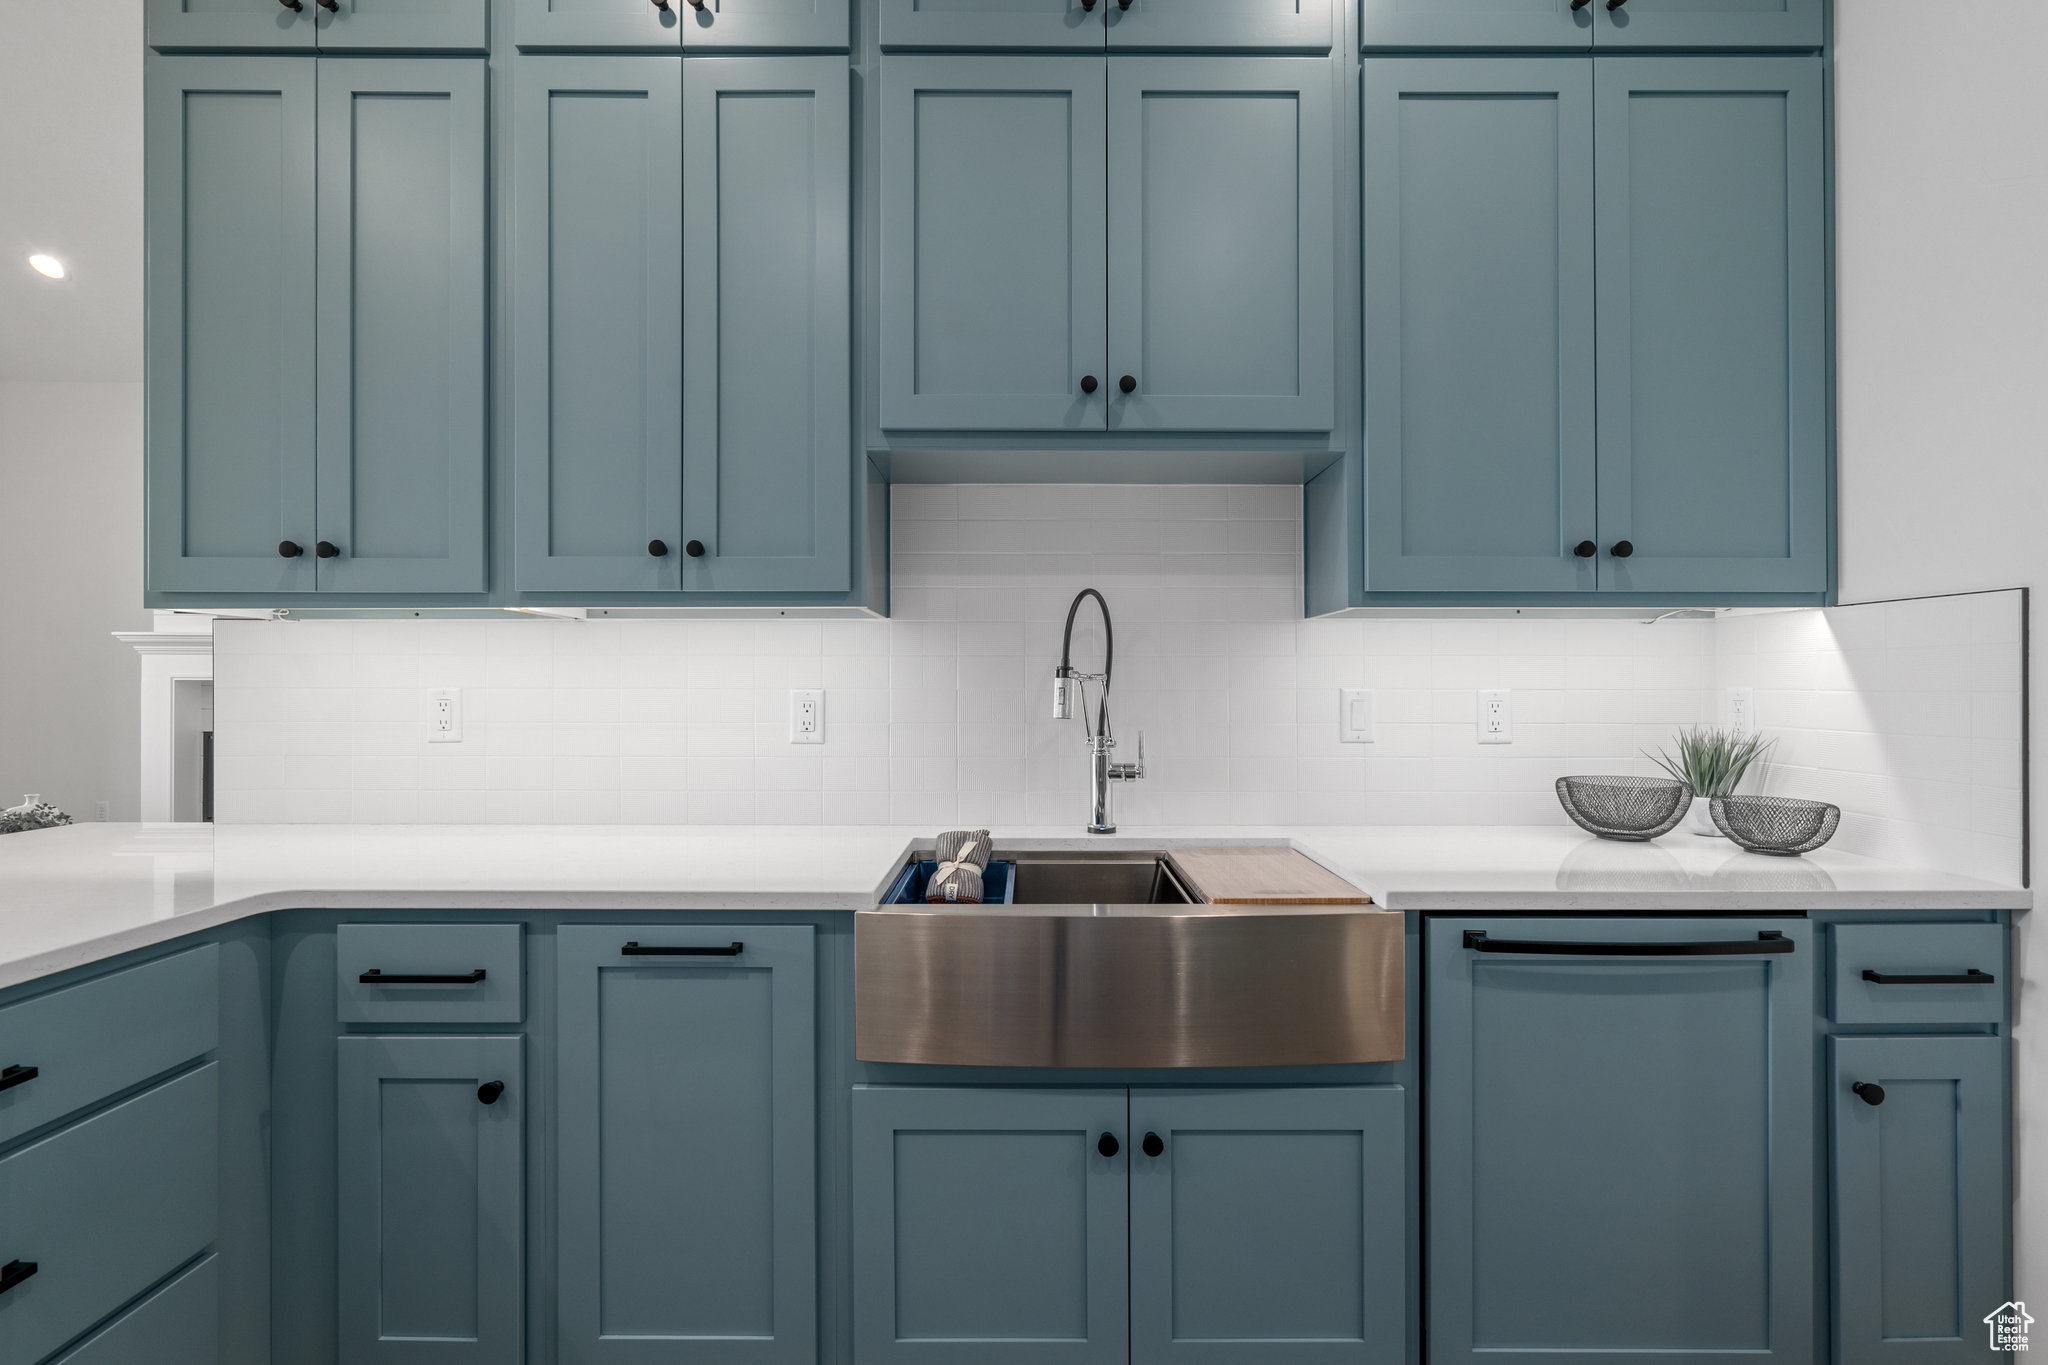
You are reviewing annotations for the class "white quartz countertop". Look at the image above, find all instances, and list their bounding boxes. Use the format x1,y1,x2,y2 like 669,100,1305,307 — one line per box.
0,822,2028,992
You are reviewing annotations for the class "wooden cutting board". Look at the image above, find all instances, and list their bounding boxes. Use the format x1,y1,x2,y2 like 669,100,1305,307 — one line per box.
1166,848,1370,905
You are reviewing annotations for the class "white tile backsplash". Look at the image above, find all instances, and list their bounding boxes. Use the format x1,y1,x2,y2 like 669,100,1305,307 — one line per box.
208,489,2026,884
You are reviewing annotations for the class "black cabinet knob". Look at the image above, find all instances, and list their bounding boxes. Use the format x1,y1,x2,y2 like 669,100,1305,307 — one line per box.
1569,0,1592,8
1610,540,1634,559
1573,540,1597,559
1080,375,1099,395
316,541,341,559
278,540,303,559
316,0,338,10
685,540,707,558
1081,0,1097,9
1141,1132,1164,1158
1097,1132,1120,1158
477,1080,505,1106
688,0,707,10
279,0,304,10
1118,375,1137,394
1116,0,1132,9
648,539,669,558
1853,1082,1885,1107
1607,0,1627,9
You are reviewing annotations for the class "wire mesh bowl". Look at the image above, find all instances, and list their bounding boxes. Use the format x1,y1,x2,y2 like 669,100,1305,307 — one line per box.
1555,776,1692,842
1709,795,1841,856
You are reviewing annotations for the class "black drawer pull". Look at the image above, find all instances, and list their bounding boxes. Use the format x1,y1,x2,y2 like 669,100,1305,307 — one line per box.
0,1261,36,1295
359,969,487,985
1463,930,1793,957
622,941,743,957
1862,968,1995,986
0,1064,37,1093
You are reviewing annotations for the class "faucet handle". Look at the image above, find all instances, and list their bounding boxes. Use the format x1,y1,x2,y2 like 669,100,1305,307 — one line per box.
1110,732,1145,782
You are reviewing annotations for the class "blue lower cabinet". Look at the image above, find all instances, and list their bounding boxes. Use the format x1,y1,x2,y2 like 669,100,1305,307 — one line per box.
853,1085,1130,1365
1426,918,1814,1364
555,926,816,1364
1129,1086,1406,1365
337,1035,523,1365
1831,1036,2009,1365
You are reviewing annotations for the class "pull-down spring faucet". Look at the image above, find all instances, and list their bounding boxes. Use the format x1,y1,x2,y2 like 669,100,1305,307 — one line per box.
1053,588,1144,834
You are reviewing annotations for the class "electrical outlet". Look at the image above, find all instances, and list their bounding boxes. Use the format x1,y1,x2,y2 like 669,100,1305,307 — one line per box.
427,687,463,743
94,801,110,822
1339,689,1375,743
1727,687,1756,734
1478,689,1512,744
790,689,825,744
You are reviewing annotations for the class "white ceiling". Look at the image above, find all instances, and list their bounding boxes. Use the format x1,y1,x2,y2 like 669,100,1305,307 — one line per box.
0,0,144,382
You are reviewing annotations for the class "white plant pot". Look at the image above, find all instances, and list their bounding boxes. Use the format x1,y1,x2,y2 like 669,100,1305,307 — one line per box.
1689,797,1724,838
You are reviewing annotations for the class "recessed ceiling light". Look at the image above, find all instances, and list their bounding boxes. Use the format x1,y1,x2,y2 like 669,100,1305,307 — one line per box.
28,254,66,280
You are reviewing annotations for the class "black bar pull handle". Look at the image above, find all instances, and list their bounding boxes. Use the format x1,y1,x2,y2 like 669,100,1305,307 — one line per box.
622,941,744,957
359,969,487,985
0,1064,37,1093
1862,968,1995,986
1463,930,1794,957
0,1261,36,1295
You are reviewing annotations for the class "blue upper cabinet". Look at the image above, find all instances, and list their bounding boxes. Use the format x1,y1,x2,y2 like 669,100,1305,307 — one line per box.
878,0,1105,52
1108,0,1334,51
1360,0,1821,49
681,59,853,592
1427,917,1814,1365
1129,1086,1407,1365
853,1085,1131,1365
147,0,487,51
1106,58,1335,432
314,60,487,593
514,0,682,50
1362,59,1597,594
1594,0,1824,49
879,56,1109,431
555,926,816,1363
1594,58,1827,596
146,56,318,594
337,1034,523,1365
511,57,685,593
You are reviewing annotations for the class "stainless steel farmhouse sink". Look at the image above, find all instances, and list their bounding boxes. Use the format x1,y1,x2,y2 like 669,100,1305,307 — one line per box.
856,850,1404,1069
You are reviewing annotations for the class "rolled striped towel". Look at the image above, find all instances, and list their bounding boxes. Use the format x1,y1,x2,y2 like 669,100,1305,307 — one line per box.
925,829,993,904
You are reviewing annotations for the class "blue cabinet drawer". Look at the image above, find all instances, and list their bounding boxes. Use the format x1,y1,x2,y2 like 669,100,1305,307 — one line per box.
0,1065,220,1365
0,945,219,1146
337,923,523,1024
48,1253,218,1365
1832,924,2007,1027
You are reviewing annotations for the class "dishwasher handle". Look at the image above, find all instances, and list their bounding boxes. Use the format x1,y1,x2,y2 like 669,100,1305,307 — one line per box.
1463,930,1793,957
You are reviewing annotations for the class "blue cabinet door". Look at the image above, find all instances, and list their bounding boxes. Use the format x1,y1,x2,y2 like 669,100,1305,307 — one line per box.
146,0,316,50
315,60,487,594
1361,58,1597,593
878,0,1104,51
1108,0,1332,51
681,59,852,592
1593,58,1827,596
145,56,318,594
683,0,850,50
852,1085,1130,1365
1426,917,1814,1365
1832,1036,2009,1365
315,0,490,51
1106,57,1335,432
513,0,682,50
1129,1086,1406,1365
879,56,1108,431
1594,0,1822,50
1361,0,1591,48
337,1035,523,1365
555,926,815,1364
511,58,684,592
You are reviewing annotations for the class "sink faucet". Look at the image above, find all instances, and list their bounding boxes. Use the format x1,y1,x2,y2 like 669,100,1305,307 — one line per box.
1053,588,1144,834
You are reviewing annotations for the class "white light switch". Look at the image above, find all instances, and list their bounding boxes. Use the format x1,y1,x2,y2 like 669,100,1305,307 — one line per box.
1339,689,1375,743
427,687,463,743
1478,689,1512,744
790,689,825,744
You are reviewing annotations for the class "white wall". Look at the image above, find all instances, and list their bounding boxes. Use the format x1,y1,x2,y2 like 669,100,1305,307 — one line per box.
0,381,151,820
1833,0,2048,1307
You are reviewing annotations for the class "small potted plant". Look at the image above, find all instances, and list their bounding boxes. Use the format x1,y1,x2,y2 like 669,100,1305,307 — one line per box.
1647,728,1776,837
